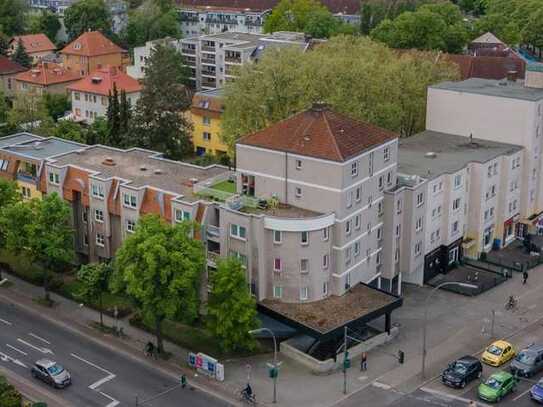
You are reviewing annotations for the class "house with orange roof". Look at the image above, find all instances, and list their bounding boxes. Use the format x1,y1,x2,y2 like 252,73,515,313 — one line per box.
60,31,128,77
0,55,27,97
67,65,142,124
14,62,81,96
9,34,56,63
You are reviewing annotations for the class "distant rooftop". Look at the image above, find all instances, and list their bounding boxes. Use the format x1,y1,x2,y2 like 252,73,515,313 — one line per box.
2,137,86,160
51,146,228,201
471,32,505,46
0,133,43,149
431,77,543,101
398,131,523,179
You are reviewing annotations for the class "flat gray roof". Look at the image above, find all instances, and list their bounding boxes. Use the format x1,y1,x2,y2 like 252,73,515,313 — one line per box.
431,78,543,101
51,146,229,201
0,133,43,149
398,131,523,179
3,137,86,160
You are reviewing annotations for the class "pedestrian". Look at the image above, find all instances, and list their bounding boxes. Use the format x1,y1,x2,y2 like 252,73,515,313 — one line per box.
468,401,477,407
181,374,187,389
360,352,368,371
523,270,528,285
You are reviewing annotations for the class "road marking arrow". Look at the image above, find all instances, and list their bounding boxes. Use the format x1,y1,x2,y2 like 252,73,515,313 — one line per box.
17,338,53,354
0,318,12,326
0,351,27,368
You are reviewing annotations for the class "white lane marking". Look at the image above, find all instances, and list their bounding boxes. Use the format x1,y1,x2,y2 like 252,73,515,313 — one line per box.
420,387,492,406
99,391,120,407
6,344,27,355
29,333,51,345
512,387,532,401
0,318,12,326
70,353,116,389
372,381,392,390
17,338,53,354
0,351,28,368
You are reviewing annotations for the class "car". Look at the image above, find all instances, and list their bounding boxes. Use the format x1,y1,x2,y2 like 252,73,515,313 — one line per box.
31,359,71,388
441,355,483,388
531,379,543,403
481,340,516,367
478,371,517,403
510,343,543,377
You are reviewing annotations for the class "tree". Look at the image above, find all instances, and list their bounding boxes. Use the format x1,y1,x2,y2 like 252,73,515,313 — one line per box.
221,36,459,151
77,262,113,328
11,39,31,68
523,8,543,57
44,93,71,120
0,179,20,262
64,0,112,40
86,117,109,145
8,92,50,132
0,376,22,407
207,257,259,352
0,0,26,35
359,0,420,35
0,32,9,56
50,119,86,143
119,89,131,139
111,215,205,353
130,43,193,159
27,10,61,42
0,89,8,123
0,194,74,301
106,83,121,145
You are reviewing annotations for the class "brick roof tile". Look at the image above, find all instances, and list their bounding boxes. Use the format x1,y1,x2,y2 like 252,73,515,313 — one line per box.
10,34,56,54
61,31,125,57
67,66,142,96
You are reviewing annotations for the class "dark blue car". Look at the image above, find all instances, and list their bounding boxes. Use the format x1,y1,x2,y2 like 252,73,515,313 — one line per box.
531,379,543,403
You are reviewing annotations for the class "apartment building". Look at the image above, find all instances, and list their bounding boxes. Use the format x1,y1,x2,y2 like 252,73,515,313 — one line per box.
67,66,142,124
9,34,56,64
386,131,523,286
190,88,228,156
14,62,81,96
0,56,27,98
427,65,543,236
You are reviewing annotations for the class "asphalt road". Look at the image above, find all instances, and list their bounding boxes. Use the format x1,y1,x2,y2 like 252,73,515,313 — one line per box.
0,299,231,407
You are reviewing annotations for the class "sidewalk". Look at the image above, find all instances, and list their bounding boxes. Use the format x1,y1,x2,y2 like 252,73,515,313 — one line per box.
2,264,543,407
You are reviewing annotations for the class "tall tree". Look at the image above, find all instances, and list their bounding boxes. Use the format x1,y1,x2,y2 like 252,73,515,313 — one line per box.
11,39,31,68
44,93,71,120
0,32,9,56
50,120,86,143
0,179,20,266
86,117,109,145
77,262,113,328
106,83,121,145
119,89,131,138
8,92,50,133
130,43,193,159
207,257,259,352
0,0,26,35
27,10,61,42
112,215,205,353
0,89,8,123
64,0,113,40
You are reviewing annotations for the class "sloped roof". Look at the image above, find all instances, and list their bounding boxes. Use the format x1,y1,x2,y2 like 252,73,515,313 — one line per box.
238,104,397,162
444,54,526,80
67,66,141,95
191,88,224,115
0,55,27,75
177,0,360,14
15,62,81,86
61,31,125,57
10,34,56,54
471,32,505,45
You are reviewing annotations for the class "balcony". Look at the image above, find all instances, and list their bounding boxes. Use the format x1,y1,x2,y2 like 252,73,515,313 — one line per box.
181,47,196,55
201,78,216,88
207,250,220,266
180,14,199,22
201,69,216,77
16,172,36,183
225,55,241,64
201,45,216,53
207,224,220,242
201,57,215,65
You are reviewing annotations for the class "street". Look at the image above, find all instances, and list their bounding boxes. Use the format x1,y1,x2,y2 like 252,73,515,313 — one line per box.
0,299,231,407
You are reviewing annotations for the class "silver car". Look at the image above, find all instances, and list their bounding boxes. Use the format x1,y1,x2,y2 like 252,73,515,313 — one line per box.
510,344,543,377
31,359,72,388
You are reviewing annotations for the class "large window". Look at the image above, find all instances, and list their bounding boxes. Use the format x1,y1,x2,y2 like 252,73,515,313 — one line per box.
123,193,137,208
96,233,105,247
91,184,105,199
300,287,308,301
273,230,282,244
48,172,60,185
230,224,247,240
301,231,309,245
0,159,9,171
175,209,191,223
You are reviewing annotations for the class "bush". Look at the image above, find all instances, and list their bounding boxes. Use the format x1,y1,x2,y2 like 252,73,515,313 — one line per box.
0,376,22,407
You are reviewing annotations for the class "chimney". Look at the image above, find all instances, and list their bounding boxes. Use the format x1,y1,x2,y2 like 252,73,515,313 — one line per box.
506,70,517,82
525,63,543,89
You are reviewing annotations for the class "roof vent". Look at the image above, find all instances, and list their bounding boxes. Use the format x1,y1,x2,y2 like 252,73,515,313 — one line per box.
140,166,147,171
102,157,116,166
425,152,437,159
91,77,102,84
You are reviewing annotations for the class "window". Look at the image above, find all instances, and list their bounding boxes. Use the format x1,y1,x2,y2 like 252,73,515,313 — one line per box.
230,224,247,240
354,241,360,256
394,248,399,263
416,192,424,207
295,187,302,198
453,198,461,211
126,219,136,233
489,207,494,218
0,159,9,171
376,251,382,265
273,258,281,272
322,227,329,241
378,176,384,191
202,132,211,141
323,282,328,296
415,241,422,256
123,193,137,208
48,172,60,185
96,233,105,247
345,247,351,266
351,161,358,177
273,286,283,298
94,209,104,222
355,187,361,202
345,220,352,235
396,199,402,214
395,224,401,237
101,96,107,106
230,250,248,267
202,116,211,125
273,230,282,244
83,234,89,246
452,221,459,234
378,201,383,216
74,92,80,101
416,217,423,232
91,183,105,199
21,186,31,199
354,215,361,230
346,191,353,208
301,231,309,245
175,209,191,222
493,163,498,175
387,172,392,186
454,174,462,188
377,227,382,241
295,159,302,170
300,259,309,274
82,210,88,223
323,254,329,269
384,147,390,162
300,287,309,301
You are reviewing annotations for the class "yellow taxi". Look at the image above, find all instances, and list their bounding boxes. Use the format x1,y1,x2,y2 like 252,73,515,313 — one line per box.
481,340,516,367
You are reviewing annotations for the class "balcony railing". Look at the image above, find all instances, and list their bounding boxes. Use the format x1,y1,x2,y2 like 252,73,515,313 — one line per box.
207,251,220,266
207,225,220,238
201,46,216,53
225,56,241,64
202,70,216,77
181,48,196,55
201,58,215,65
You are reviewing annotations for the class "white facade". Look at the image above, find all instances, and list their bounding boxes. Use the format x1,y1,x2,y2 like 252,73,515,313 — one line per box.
70,90,140,124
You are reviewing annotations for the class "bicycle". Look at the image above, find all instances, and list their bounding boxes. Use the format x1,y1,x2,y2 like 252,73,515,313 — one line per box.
239,388,256,404
505,295,518,311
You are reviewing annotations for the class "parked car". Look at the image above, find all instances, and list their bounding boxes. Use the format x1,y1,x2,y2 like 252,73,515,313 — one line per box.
31,359,71,388
478,371,517,403
441,355,483,388
530,378,543,403
510,344,543,377
481,340,516,367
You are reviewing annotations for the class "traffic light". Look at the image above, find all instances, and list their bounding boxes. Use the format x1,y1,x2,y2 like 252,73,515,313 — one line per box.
398,350,405,364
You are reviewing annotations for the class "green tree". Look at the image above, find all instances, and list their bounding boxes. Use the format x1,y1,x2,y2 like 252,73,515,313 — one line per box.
77,262,113,327
0,179,20,262
119,89,131,139
44,93,71,120
359,0,420,35
106,83,121,145
0,0,26,35
0,89,8,123
112,215,205,353
8,92,50,133
11,39,32,68
130,43,193,159
0,376,22,407
50,119,86,143
0,32,10,56
523,8,543,57
207,257,259,352
64,0,112,40
27,10,61,42
86,117,109,145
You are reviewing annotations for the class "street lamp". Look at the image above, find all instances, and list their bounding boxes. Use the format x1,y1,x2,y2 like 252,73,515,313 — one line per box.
421,281,477,379
249,328,279,404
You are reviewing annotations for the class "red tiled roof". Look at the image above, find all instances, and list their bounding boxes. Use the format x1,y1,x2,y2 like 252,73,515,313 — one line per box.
0,55,27,75
177,0,360,14
15,62,81,86
444,54,526,80
61,31,125,57
238,105,397,162
10,34,56,54
67,66,142,96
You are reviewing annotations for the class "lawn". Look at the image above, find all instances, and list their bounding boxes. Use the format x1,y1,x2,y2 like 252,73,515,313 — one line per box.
211,179,236,194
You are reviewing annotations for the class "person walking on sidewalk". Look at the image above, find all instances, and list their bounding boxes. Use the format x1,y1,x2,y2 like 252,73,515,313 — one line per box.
523,270,528,285
360,352,368,371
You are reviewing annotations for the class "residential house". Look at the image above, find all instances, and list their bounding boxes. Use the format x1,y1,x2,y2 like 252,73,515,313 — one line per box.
0,55,27,97
9,34,56,64
14,62,81,96
67,66,142,124
190,88,227,157
61,31,128,77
